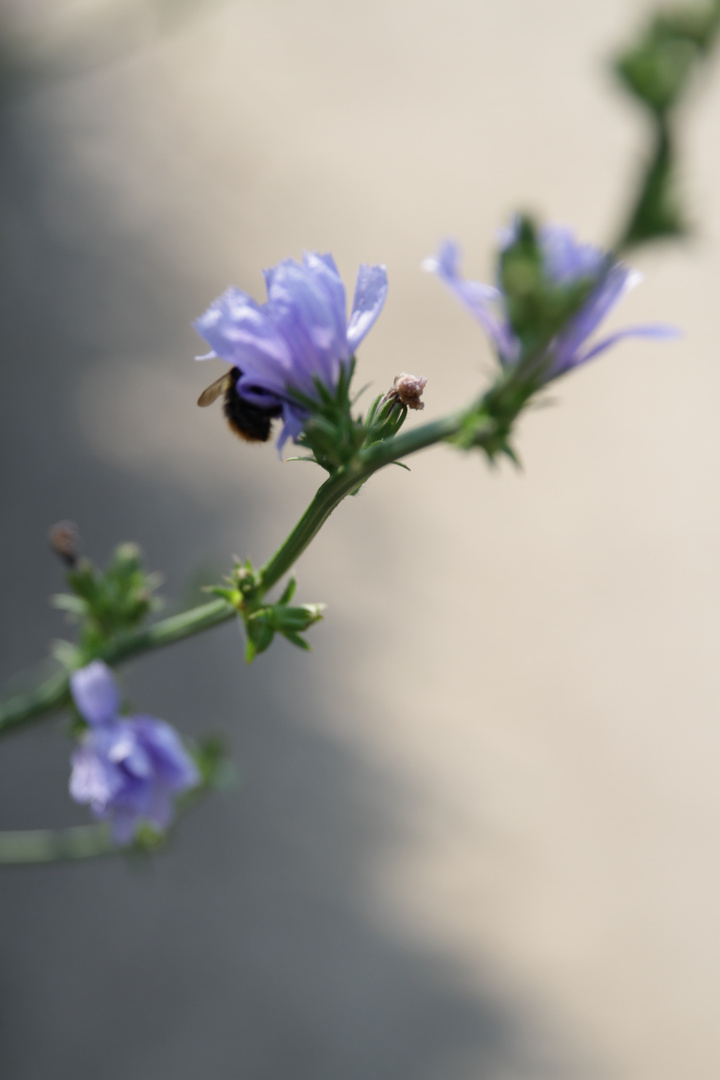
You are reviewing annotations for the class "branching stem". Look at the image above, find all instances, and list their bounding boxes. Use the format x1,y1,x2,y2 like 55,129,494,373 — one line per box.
0,407,472,737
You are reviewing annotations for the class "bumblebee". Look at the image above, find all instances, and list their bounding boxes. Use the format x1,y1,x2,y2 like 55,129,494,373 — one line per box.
197,366,281,443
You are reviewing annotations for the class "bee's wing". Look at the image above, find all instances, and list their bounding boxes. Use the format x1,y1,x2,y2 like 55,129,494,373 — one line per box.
197,371,233,407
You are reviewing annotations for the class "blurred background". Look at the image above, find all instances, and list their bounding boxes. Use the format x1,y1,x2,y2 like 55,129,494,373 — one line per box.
1,0,719,1077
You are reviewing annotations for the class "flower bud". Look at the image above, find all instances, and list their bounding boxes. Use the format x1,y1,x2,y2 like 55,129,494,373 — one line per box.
384,373,427,411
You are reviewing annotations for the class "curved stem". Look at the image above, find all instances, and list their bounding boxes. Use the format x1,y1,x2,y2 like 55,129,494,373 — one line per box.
257,410,465,593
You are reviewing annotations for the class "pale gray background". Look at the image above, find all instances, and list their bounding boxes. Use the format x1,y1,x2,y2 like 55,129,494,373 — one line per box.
1,1,719,1077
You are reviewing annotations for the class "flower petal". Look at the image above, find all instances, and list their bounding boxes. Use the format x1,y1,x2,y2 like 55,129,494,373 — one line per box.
539,224,605,284
133,716,201,790
69,743,117,807
110,809,138,846
70,661,120,726
347,264,388,352
423,241,519,362
106,723,153,778
304,252,348,347
193,286,292,392
276,404,308,454
195,252,387,449
265,257,348,386
571,323,682,368
553,263,641,371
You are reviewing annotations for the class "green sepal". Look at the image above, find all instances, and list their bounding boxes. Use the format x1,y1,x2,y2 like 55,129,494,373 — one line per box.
278,577,297,605
244,611,275,661
282,630,312,651
291,357,369,474
51,594,88,618
273,603,325,632
242,599,325,662
50,639,83,670
499,216,597,361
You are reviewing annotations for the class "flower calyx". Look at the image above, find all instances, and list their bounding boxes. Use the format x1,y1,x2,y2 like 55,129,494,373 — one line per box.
209,565,325,661
499,215,599,373
363,371,427,445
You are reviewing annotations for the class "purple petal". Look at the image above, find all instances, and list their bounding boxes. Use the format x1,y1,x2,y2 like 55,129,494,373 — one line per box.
133,716,201,790
145,785,174,832
70,661,120,726
106,724,153,778
194,252,387,448
264,258,348,386
423,241,519,362
276,404,308,454
110,810,137,846
304,252,348,346
553,263,641,371
539,224,605,285
346,264,388,352
70,744,115,806
573,323,682,368
193,287,292,391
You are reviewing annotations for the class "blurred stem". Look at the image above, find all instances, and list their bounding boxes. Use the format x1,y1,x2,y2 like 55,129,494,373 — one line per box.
0,404,480,735
0,824,114,864
614,120,680,254
0,598,235,735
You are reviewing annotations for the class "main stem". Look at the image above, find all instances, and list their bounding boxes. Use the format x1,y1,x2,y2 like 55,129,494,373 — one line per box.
0,407,469,735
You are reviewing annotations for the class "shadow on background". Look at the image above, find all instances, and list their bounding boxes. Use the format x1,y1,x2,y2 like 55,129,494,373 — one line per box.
0,6,595,1078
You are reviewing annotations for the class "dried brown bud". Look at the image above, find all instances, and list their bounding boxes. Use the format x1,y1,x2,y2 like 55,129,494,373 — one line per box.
48,521,81,568
387,372,427,411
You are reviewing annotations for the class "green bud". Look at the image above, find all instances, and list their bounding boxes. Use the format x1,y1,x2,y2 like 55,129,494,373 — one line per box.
55,538,162,656
242,597,325,661
615,2,720,115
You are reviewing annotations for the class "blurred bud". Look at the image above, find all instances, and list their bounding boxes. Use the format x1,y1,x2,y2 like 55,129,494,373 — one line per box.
49,521,81,568
615,3,720,116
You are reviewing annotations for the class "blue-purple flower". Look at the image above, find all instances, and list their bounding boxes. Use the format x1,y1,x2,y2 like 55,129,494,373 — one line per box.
69,661,200,845
194,252,388,449
423,223,679,383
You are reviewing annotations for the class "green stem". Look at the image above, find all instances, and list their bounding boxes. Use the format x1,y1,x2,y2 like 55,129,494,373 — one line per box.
258,410,464,593
0,598,235,735
0,823,115,864
0,407,471,735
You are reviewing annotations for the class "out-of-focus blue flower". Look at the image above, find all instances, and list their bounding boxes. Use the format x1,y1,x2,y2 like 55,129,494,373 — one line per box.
194,252,388,449
69,661,200,845
423,223,679,382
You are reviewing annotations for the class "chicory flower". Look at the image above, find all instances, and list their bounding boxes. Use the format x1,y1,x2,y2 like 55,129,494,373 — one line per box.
69,660,200,845
423,222,678,384
194,252,388,449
